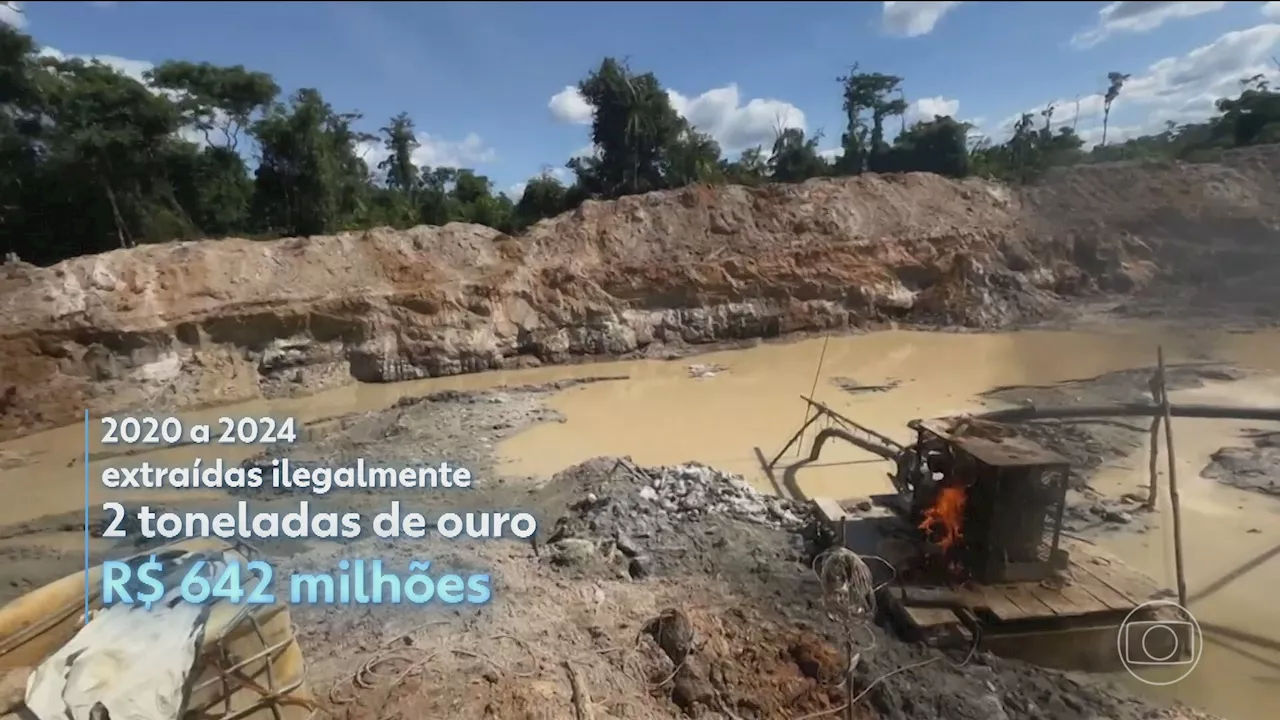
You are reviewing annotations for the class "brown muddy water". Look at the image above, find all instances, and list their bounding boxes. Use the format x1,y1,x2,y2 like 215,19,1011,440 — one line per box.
2,321,1279,719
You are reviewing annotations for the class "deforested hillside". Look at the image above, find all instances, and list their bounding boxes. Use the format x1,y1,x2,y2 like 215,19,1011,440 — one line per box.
2,148,1280,441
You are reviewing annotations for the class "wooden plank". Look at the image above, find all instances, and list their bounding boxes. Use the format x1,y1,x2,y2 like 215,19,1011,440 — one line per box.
1000,586,1058,618
811,497,848,524
963,585,1036,621
903,606,973,649
899,586,966,607
1070,568,1136,611
1063,539,1164,604
904,606,963,629
1077,556,1161,605
1026,584,1079,616
1053,581,1112,615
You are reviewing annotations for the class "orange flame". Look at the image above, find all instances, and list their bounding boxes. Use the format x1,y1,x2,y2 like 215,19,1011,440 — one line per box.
919,485,967,551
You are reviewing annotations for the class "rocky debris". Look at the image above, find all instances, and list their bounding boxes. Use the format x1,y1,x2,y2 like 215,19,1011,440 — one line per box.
535,457,815,582
687,363,727,379
0,450,29,471
553,458,810,535
831,376,901,395
629,462,809,528
1062,490,1153,534
6,147,1280,442
1201,430,1280,496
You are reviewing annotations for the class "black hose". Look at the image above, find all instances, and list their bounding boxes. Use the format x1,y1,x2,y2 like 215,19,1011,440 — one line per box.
974,402,1280,423
808,427,902,462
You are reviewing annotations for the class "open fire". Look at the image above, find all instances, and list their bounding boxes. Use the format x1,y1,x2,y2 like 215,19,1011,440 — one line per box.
898,418,1073,585
918,483,966,551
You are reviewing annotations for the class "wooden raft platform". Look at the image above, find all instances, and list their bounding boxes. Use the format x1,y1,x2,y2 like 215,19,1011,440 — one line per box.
812,496,1169,647
889,538,1164,643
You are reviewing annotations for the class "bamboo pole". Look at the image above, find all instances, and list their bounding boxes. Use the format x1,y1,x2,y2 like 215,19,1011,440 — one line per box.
797,335,832,458
1145,373,1162,510
1157,347,1189,612
768,412,823,468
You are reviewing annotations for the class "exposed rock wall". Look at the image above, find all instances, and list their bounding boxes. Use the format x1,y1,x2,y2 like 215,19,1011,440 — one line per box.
3,147,1280,441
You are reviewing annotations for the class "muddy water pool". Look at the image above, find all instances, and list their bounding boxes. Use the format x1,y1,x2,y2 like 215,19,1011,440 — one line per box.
2,321,1279,718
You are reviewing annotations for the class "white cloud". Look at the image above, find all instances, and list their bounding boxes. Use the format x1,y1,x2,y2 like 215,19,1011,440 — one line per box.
548,86,593,125
357,132,498,178
1071,2,1227,50
1264,1,1280,18
546,83,806,153
881,2,963,38
907,96,960,121
996,23,1280,146
414,132,497,167
0,1,26,29
667,84,805,152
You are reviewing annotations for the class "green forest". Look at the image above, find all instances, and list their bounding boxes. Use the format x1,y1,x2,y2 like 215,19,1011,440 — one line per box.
2,22,1278,267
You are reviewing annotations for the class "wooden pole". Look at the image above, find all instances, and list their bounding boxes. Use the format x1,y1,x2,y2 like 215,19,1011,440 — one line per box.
1145,373,1162,510
797,335,832,458
845,644,859,720
1157,346,1189,612
768,412,823,468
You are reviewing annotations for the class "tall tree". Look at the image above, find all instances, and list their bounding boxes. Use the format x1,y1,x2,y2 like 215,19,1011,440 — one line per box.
378,112,420,194
720,146,769,186
768,128,828,183
575,57,686,198
37,56,185,251
834,65,907,175
663,127,722,187
881,116,970,178
250,88,370,237
146,60,279,151
145,61,278,238
1101,71,1130,146
515,171,569,228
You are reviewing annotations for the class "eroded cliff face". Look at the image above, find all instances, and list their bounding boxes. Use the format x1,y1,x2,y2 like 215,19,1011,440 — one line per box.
3,147,1280,441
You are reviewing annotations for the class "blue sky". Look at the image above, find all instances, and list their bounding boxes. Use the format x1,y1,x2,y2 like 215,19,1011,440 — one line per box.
4,1,1280,197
